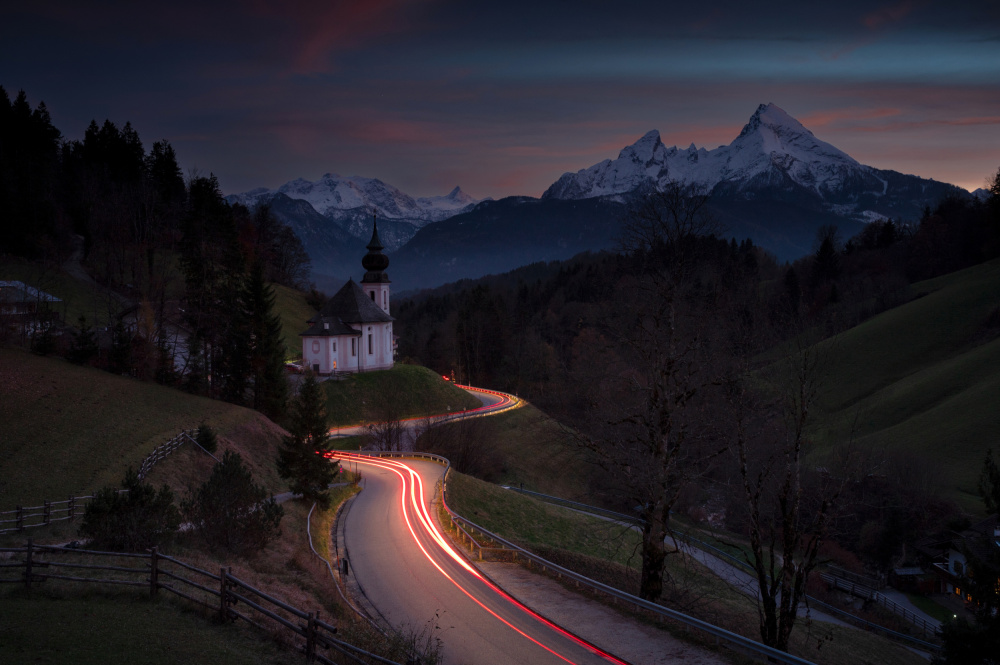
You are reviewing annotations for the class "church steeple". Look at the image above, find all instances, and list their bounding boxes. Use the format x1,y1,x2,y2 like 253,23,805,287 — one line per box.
361,210,390,281
361,210,391,314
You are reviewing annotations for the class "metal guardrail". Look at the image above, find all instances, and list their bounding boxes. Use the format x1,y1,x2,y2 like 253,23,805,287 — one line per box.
501,486,943,652
343,447,820,665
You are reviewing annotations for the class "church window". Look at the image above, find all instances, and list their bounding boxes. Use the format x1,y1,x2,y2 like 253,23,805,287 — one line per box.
368,334,373,354
332,341,337,352
370,290,375,301
351,338,356,356
383,292,386,308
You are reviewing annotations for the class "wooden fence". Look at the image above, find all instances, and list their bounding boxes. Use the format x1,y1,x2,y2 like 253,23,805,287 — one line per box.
0,540,401,665
0,495,91,534
136,429,199,480
818,573,940,638
0,429,213,535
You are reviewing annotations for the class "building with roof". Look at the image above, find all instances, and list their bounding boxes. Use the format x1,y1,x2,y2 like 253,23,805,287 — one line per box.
300,217,395,375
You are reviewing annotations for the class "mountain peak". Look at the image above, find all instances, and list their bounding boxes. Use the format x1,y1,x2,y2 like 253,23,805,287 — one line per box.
739,102,806,139
618,129,663,163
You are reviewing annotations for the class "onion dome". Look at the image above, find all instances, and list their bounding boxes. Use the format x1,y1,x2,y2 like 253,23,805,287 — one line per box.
361,212,390,280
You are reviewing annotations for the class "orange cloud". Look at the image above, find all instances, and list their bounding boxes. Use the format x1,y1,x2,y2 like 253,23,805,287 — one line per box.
252,0,438,73
799,107,901,128
863,1,917,30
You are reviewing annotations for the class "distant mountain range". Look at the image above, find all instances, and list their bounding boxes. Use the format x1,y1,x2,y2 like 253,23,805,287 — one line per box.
228,104,972,291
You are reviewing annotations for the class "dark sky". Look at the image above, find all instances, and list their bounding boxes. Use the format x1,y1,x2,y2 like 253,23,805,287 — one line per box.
2,0,998,198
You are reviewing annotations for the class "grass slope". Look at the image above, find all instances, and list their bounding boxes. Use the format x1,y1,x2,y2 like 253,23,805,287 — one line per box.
447,472,922,665
271,283,315,360
809,259,1000,511
323,364,480,426
0,348,284,507
0,590,299,665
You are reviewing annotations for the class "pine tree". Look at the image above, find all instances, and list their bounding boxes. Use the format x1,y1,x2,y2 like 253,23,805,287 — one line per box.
246,262,288,419
182,451,282,554
277,372,337,507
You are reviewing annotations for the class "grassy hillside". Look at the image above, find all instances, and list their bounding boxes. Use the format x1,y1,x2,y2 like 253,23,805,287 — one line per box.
271,283,315,360
0,348,286,507
809,258,1000,511
323,364,481,426
422,403,592,500
0,590,300,665
447,472,922,665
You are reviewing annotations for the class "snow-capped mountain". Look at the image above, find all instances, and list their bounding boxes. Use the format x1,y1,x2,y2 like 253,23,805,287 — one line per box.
229,174,479,227
227,174,481,278
543,103,963,224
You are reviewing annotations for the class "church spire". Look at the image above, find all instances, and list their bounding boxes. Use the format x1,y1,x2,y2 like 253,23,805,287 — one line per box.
367,208,384,252
361,209,390,282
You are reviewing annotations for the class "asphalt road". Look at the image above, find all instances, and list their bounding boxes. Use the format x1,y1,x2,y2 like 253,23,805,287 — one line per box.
330,385,512,450
339,455,627,665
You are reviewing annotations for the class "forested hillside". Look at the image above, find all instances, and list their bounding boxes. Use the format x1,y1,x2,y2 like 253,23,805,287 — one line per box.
1,87,315,419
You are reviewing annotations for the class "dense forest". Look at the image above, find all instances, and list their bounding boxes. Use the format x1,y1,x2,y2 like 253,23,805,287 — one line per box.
0,87,310,417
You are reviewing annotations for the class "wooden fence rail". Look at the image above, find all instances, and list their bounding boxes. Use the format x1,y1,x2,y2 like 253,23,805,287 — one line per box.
0,541,402,665
0,429,213,536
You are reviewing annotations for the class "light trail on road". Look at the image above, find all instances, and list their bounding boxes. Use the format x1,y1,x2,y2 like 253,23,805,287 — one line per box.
335,451,630,665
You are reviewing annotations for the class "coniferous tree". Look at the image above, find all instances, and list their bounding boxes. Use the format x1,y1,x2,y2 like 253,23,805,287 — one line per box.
277,372,337,507
246,262,288,419
182,451,282,554
80,468,180,552
195,423,218,454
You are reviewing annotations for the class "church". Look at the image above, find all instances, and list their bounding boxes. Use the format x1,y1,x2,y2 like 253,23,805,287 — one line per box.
300,217,395,375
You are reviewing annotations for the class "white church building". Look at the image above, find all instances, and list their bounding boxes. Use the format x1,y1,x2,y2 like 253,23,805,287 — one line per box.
300,217,395,375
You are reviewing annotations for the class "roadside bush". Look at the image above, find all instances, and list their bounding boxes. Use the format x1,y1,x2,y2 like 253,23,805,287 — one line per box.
195,423,218,454
183,451,283,554
79,468,181,551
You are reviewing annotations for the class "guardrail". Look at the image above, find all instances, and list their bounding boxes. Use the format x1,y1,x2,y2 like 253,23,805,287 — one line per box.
341,449,819,665
501,486,942,651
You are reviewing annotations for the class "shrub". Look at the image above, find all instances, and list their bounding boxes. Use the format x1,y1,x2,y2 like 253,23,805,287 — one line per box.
79,468,180,551
183,451,283,554
195,423,218,454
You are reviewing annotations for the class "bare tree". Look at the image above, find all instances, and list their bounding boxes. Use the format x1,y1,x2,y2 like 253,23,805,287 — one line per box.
365,382,407,451
726,335,854,652
564,184,730,601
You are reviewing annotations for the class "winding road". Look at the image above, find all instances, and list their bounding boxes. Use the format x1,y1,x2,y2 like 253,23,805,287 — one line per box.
335,387,629,664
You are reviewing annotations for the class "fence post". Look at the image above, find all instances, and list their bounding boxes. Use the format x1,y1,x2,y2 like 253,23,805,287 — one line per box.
16,505,23,531
68,495,75,520
306,611,317,661
25,539,33,590
149,547,159,598
43,501,50,525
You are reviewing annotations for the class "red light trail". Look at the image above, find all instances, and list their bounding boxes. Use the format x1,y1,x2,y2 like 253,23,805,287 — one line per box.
335,452,630,665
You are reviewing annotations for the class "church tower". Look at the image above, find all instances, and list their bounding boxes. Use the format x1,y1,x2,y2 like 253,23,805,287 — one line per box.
360,212,391,314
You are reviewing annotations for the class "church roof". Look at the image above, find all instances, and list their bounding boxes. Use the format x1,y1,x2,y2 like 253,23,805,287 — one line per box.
311,279,393,326
299,315,360,337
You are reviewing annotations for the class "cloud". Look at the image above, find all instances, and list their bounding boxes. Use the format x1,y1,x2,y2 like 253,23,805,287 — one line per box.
863,1,918,30
799,107,901,127
251,0,439,73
